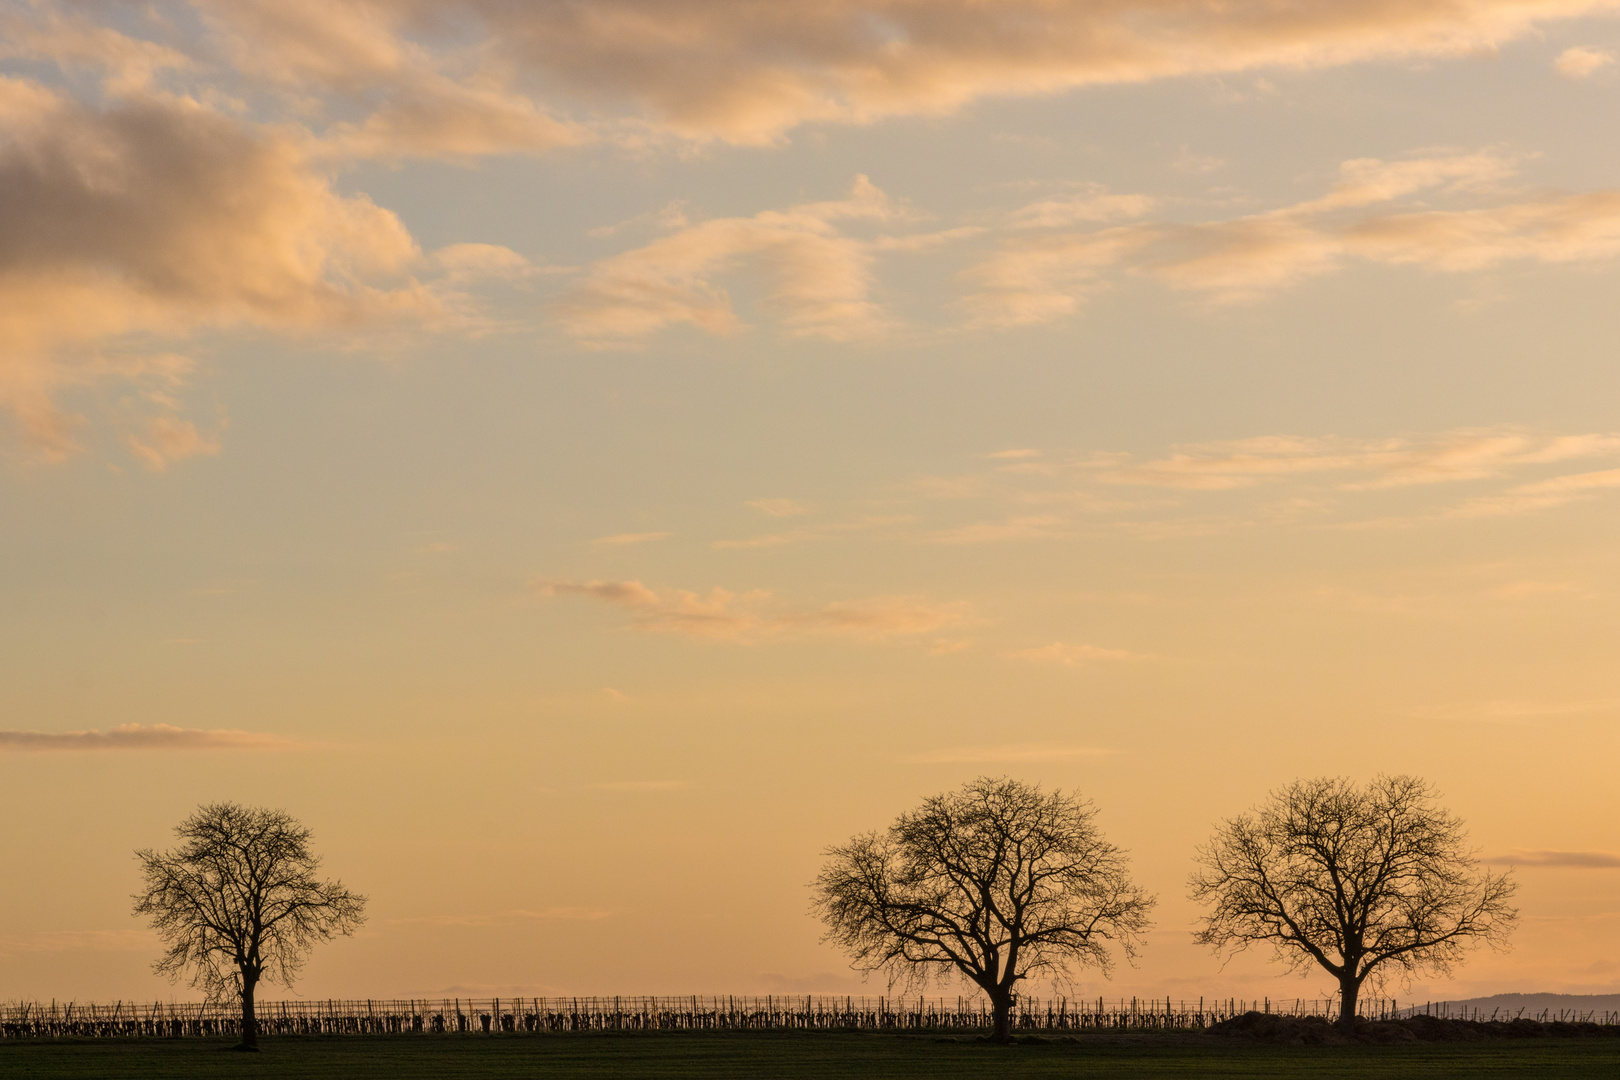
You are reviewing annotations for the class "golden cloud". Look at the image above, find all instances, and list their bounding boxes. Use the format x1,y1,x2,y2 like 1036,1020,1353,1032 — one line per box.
1008,642,1143,664
32,1,1607,153
533,577,969,642
593,531,673,545
1555,45,1617,77
558,176,909,343
889,427,1620,538
1089,430,1620,492
964,150,1579,317
0,78,433,458
194,0,587,161
355,0,1620,144
1447,465,1620,516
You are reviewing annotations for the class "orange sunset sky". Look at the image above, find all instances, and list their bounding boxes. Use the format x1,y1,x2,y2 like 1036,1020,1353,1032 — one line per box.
2,0,1619,1006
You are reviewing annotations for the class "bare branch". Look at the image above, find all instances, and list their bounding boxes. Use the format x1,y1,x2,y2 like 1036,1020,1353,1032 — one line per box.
810,776,1154,1040
131,803,367,1049
1189,775,1517,1027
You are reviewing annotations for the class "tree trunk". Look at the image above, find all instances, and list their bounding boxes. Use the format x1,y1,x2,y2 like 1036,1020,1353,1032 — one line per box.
990,989,1014,1042
238,973,260,1050
1337,973,1361,1029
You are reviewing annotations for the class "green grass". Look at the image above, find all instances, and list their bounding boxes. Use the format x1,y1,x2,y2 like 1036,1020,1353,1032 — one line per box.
3,1032,1618,1079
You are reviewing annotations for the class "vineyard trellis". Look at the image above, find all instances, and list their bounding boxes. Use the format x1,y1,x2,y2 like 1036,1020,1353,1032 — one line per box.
3,994,1614,1039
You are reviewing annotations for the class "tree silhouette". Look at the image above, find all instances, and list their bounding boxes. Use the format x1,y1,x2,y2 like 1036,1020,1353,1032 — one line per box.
132,803,366,1050
1190,775,1517,1027
812,776,1154,1041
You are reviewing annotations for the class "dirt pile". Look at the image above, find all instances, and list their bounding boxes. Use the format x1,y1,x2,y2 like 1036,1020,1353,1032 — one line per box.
1206,1010,1620,1045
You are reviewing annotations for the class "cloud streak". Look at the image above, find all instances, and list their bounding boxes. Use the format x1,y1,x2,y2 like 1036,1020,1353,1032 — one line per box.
193,0,589,161
388,907,612,927
587,780,689,792
1488,850,1620,868
1008,642,1143,664
926,515,1069,544
1413,699,1620,721
533,577,968,642
196,1,1620,145
0,723,294,751
559,176,920,343
964,150,1620,321
0,929,154,956
1089,430,1620,491
1447,466,1620,517
594,531,672,545
746,498,810,518
712,515,911,550
889,426,1620,544
906,743,1116,764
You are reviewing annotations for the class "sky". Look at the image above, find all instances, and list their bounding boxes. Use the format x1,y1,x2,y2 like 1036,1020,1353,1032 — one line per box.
2,0,1620,1007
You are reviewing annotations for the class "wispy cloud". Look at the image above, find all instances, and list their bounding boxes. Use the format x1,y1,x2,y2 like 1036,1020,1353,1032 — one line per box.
758,972,863,993
1008,642,1143,664
593,531,672,545
187,1,1620,146
961,227,1149,327
587,780,689,792
388,907,612,927
926,515,1068,544
711,515,911,550
1008,186,1157,230
867,426,1620,548
197,0,589,161
1446,467,1620,517
0,723,294,751
1090,430,1620,492
507,907,613,920
1556,46,1616,78
906,743,1116,764
964,149,1620,321
8,6,1620,445
1412,699,1620,722
0,929,153,956
746,498,810,517
559,176,911,343
1486,850,1620,868
432,243,561,283
127,416,223,471
533,577,968,642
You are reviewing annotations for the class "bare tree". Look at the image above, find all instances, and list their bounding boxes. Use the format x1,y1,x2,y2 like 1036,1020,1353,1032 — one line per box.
132,803,367,1050
1190,775,1517,1027
811,776,1154,1041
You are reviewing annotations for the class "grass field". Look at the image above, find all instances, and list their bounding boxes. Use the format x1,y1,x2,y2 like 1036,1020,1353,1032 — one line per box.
3,1033,1618,1079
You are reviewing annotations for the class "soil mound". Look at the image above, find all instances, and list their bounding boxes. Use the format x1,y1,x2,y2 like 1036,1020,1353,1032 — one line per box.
1206,1011,1619,1044
1206,1012,1358,1045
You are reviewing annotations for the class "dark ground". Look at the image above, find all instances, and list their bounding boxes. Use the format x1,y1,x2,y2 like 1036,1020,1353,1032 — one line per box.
3,1030,1620,1080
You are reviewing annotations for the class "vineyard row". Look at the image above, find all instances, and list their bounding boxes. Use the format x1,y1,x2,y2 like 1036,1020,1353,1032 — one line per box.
5,994,1616,1039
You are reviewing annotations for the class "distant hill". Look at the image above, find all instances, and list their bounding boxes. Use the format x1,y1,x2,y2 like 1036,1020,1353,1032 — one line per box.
1398,993,1620,1020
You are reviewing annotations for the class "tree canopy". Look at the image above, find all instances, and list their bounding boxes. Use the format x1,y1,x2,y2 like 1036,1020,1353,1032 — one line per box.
132,803,366,1049
1190,775,1517,1027
812,776,1154,1040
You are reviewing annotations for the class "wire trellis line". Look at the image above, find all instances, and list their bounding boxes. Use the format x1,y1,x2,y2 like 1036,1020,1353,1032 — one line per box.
6,994,1612,1039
